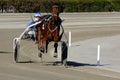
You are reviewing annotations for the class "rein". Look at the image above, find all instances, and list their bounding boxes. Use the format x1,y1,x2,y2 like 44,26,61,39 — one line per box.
42,15,58,33
47,22,58,33
47,16,58,33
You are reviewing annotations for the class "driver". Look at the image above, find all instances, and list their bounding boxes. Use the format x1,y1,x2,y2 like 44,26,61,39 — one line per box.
25,12,41,40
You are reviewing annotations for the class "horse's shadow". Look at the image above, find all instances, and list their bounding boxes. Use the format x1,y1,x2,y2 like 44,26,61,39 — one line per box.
0,51,12,54
66,61,103,67
45,61,104,67
14,60,104,67
16,61,34,63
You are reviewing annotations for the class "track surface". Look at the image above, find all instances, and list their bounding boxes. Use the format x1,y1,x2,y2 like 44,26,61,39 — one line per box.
0,13,120,80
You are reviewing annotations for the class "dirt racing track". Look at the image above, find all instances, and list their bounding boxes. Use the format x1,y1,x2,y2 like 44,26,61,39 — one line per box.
0,13,120,80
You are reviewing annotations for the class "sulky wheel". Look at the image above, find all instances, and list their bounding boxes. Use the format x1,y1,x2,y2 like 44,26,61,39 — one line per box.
13,38,20,63
61,41,68,66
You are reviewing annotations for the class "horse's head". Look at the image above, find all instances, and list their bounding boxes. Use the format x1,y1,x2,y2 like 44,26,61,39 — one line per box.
51,5,62,27
51,5,60,20
52,5,60,16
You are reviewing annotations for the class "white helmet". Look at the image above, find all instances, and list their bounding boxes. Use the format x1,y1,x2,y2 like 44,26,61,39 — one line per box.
34,12,41,17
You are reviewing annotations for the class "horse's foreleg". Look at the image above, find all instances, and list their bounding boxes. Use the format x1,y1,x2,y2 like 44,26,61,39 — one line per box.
53,42,58,58
53,31,59,58
36,28,43,58
54,42,58,53
36,28,41,48
37,37,44,59
39,37,47,53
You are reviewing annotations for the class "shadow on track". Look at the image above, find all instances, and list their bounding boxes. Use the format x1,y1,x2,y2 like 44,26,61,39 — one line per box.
67,61,104,67
44,61,104,67
0,51,12,54
16,61,34,63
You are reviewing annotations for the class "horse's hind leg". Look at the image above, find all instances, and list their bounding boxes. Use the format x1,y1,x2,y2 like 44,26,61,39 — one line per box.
45,40,49,53
53,42,58,58
38,48,42,58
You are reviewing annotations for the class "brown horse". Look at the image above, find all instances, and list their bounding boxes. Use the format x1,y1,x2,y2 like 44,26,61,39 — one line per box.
36,5,63,58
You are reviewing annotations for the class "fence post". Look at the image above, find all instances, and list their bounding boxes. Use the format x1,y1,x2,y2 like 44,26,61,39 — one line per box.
69,31,71,47
97,45,101,66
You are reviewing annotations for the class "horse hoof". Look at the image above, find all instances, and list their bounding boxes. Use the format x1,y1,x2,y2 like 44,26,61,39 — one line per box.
53,53,58,58
38,53,42,58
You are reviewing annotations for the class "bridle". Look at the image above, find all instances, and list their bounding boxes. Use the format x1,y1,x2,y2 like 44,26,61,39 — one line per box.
43,5,60,33
47,16,58,33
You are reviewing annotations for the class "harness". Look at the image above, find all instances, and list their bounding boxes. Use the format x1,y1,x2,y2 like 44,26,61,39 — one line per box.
41,14,62,33
39,14,64,42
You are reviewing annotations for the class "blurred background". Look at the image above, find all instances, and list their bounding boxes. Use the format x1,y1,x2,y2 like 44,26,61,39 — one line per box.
0,0,120,13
